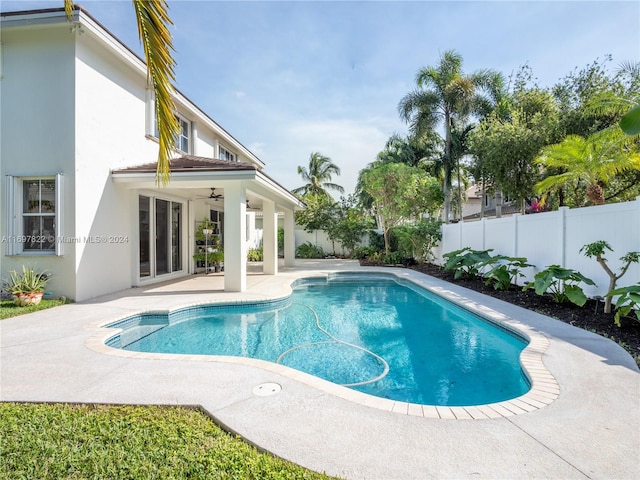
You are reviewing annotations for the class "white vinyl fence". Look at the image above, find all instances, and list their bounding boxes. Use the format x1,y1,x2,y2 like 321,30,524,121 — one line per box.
294,229,370,257
436,197,640,298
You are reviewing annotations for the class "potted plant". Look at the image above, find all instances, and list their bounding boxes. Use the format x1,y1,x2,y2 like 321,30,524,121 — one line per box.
195,217,216,245
2,266,49,306
209,250,224,272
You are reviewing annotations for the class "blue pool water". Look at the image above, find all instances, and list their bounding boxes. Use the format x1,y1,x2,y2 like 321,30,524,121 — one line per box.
106,274,530,406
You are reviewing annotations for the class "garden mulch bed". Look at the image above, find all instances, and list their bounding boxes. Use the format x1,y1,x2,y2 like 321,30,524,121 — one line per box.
361,261,640,365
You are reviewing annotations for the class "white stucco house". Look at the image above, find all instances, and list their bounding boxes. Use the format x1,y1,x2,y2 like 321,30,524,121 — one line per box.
0,6,303,301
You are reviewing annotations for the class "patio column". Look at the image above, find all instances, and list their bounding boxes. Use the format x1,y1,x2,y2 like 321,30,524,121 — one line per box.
284,208,295,267
224,183,247,292
262,199,278,275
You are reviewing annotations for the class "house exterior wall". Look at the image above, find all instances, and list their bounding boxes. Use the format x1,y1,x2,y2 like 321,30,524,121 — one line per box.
2,8,300,300
73,23,155,300
1,22,78,299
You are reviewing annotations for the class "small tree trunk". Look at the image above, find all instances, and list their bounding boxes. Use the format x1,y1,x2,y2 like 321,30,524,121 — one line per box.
480,181,486,220
597,255,617,314
383,228,390,255
442,182,451,223
457,157,463,222
495,189,503,218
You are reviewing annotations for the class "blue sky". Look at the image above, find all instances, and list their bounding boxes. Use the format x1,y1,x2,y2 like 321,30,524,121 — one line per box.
3,1,639,195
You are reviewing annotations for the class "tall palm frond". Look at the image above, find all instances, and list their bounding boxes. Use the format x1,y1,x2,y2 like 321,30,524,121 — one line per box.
398,90,442,135
292,152,344,199
535,133,640,204
65,1,179,185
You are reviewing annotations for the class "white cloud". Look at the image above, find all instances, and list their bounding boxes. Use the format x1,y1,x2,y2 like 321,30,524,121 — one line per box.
263,117,401,196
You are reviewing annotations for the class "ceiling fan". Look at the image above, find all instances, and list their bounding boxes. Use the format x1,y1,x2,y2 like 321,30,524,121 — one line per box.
209,188,223,199
195,188,224,201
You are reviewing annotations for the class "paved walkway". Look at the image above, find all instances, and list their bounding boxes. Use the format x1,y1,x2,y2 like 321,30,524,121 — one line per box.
1,260,639,479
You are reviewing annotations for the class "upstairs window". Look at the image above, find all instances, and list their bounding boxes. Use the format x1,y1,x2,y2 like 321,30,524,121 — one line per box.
4,174,63,256
154,114,191,153
219,145,236,162
174,115,191,153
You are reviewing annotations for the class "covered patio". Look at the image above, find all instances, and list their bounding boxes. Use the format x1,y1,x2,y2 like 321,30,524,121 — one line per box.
112,155,305,292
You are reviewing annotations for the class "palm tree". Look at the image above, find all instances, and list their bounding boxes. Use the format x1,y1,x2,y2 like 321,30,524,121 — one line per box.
65,1,179,185
292,152,345,199
591,61,640,137
450,123,474,221
398,50,504,222
534,132,640,205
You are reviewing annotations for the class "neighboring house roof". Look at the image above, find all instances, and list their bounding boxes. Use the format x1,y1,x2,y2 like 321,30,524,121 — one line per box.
463,204,521,221
465,185,483,199
111,155,257,174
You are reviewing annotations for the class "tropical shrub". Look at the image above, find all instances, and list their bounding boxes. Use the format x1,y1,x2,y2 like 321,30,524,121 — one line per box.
483,256,533,290
325,194,375,257
277,227,284,251
580,240,640,313
382,252,404,265
393,219,443,264
247,246,263,262
296,242,324,259
606,283,640,326
523,265,595,306
352,246,378,260
443,248,494,279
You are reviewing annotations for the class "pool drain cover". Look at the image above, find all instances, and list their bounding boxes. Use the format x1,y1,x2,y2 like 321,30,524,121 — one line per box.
253,382,282,396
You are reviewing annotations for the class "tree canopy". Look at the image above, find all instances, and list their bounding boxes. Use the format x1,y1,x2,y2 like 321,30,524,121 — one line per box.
360,163,442,253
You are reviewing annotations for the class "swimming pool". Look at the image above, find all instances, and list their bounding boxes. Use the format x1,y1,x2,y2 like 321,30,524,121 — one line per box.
105,273,530,406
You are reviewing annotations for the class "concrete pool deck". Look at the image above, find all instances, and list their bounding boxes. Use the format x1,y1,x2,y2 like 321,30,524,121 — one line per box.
1,260,639,479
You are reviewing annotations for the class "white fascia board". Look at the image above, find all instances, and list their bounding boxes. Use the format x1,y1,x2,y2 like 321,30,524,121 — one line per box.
254,171,305,210
111,169,257,188
0,9,71,29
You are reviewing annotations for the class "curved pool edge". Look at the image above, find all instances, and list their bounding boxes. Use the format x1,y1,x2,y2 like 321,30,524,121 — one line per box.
85,269,560,419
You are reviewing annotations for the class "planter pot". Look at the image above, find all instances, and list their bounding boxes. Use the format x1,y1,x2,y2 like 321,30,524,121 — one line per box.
13,292,44,306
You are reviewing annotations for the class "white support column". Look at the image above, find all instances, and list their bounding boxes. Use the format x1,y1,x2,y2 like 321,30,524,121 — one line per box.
223,183,247,292
262,200,278,275
187,200,196,274
284,208,296,267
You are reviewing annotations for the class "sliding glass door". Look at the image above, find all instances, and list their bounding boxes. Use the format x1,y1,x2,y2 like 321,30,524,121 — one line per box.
139,196,183,279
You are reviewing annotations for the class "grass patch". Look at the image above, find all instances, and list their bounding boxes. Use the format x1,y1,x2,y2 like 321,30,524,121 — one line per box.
0,403,335,479
0,298,68,320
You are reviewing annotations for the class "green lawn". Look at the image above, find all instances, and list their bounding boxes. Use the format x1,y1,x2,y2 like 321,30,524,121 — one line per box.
0,298,68,319
0,403,335,479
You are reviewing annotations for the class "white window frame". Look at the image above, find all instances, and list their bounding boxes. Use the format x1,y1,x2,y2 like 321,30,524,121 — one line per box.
151,112,191,154
4,174,64,256
175,114,191,153
219,145,236,162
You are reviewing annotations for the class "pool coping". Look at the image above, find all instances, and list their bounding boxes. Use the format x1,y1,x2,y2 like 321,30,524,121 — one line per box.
85,269,559,420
